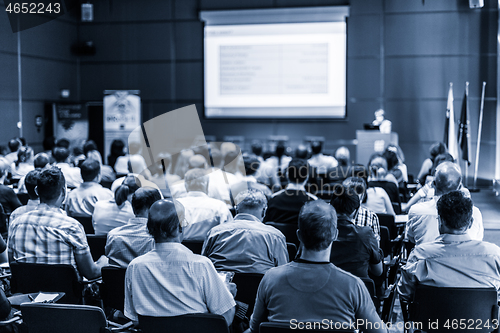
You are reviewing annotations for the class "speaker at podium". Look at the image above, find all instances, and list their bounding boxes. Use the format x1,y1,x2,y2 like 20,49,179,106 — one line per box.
356,130,398,167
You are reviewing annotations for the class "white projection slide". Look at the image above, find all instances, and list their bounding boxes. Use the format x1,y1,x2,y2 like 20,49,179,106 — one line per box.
204,22,346,119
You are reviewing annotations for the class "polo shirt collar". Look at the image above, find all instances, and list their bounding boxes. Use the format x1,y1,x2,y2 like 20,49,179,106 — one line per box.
437,233,472,243
234,213,261,223
156,242,191,253
286,183,306,191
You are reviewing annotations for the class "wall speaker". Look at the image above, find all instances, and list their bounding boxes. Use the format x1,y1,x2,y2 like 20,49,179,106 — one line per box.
469,0,484,8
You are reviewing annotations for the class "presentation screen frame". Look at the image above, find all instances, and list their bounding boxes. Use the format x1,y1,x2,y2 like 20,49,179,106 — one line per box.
200,6,349,121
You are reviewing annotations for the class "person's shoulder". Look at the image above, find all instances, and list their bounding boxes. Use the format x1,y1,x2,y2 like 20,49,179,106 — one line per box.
409,199,435,215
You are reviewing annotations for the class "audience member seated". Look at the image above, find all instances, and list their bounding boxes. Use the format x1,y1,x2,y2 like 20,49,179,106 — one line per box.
105,187,162,267
367,155,400,208
0,159,22,216
398,191,500,302
383,146,407,187
203,151,239,206
231,154,272,201
114,142,151,179
108,139,126,174
83,140,116,184
307,141,338,175
202,189,288,274
4,138,21,166
53,147,83,189
10,146,34,182
248,200,385,333
416,141,447,185
264,158,317,225
330,189,383,278
406,162,483,246
8,166,106,279
124,199,236,325
260,142,291,191
342,177,381,244
251,141,264,163
335,146,350,167
92,175,137,235
177,169,233,240
403,153,455,213
65,159,114,218
10,169,41,223
17,152,50,194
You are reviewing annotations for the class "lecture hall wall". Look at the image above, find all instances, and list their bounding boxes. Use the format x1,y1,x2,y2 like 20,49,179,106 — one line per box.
0,0,497,181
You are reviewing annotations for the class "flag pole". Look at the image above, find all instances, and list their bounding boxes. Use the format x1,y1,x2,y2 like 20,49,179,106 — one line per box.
471,82,486,192
464,82,469,188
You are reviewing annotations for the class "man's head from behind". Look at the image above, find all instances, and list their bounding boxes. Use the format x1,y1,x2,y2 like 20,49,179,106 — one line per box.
34,153,50,169
287,158,309,184
235,189,267,220
437,190,473,234
242,153,260,177
184,168,208,193
132,187,162,217
147,199,186,242
330,187,360,217
8,138,21,153
80,159,100,182
25,169,42,200
298,200,338,251
37,166,65,204
434,162,461,196
53,147,70,163
311,141,323,155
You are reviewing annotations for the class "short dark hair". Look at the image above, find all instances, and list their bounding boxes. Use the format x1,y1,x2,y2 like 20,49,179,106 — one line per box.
147,200,185,241
55,138,70,149
83,140,98,156
8,138,20,152
383,149,399,171
53,147,70,163
132,187,162,215
430,142,447,161
342,177,367,198
34,153,50,169
43,136,56,151
330,187,360,216
287,158,309,183
242,153,260,176
298,200,337,251
437,191,473,231
311,141,322,155
80,159,100,182
251,142,263,156
25,169,42,199
37,166,65,202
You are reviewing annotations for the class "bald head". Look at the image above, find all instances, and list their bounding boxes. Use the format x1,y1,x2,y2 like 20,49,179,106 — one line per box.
434,162,462,195
148,199,185,242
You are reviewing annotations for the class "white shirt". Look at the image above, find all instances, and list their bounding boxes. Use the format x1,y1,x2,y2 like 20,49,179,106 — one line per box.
406,197,484,245
65,182,113,217
308,154,338,174
55,163,83,189
92,199,135,235
176,192,233,240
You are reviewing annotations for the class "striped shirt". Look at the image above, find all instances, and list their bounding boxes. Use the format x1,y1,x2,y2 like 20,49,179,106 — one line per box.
124,242,235,321
8,204,89,269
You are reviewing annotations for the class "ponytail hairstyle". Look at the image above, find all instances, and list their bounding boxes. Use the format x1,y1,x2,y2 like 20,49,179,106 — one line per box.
115,175,141,207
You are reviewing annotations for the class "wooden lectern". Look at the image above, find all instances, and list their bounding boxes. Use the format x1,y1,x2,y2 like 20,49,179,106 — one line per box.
356,130,398,166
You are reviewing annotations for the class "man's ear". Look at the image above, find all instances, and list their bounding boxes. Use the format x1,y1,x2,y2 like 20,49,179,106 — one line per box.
296,229,301,243
332,228,339,242
34,186,39,197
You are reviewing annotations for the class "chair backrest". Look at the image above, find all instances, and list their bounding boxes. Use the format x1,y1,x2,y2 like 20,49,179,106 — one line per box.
183,220,219,241
139,313,229,333
376,213,396,238
232,272,264,314
181,240,204,254
10,262,83,304
286,242,297,261
410,285,499,333
265,222,299,247
73,215,95,234
86,234,107,261
16,192,29,205
359,276,376,300
259,322,355,332
379,226,391,258
21,302,108,333
100,266,127,312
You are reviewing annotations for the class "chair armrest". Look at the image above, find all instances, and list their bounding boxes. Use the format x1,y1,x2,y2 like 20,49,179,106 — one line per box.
0,311,22,326
108,320,136,332
82,277,102,284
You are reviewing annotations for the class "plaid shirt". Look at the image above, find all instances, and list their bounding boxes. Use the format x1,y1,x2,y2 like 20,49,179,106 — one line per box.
8,204,89,269
354,206,381,243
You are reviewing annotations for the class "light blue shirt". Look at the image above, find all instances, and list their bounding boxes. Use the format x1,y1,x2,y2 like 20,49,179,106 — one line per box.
398,233,500,302
124,242,235,321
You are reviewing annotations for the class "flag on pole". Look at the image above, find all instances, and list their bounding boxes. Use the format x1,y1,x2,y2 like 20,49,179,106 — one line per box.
444,83,458,160
458,82,471,165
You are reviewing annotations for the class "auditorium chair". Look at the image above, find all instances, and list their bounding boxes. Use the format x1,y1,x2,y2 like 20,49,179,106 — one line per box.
86,234,107,261
265,222,299,247
10,262,88,304
286,242,297,261
232,272,264,314
21,302,131,333
139,313,229,333
100,266,127,313
181,240,204,254
72,215,95,234
403,286,498,333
